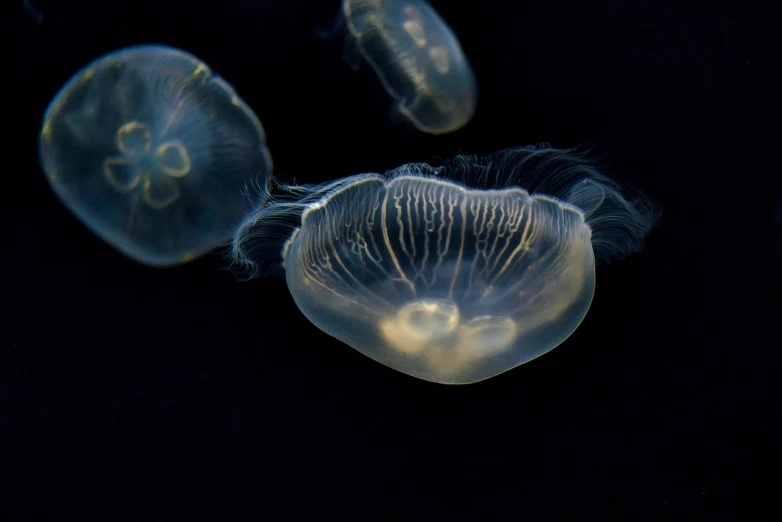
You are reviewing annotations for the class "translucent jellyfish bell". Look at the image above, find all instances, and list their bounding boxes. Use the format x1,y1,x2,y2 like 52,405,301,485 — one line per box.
232,146,658,384
334,0,478,134
39,45,273,267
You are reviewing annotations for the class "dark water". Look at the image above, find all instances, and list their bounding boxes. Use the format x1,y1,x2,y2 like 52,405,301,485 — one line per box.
4,1,773,520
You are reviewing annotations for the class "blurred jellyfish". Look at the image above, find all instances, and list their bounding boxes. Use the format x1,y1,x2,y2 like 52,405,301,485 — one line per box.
330,0,477,134
231,145,658,384
39,45,273,267
23,0,44,23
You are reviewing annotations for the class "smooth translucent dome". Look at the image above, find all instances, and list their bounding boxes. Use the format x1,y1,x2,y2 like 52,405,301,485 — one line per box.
232,147,657,384
39,45,273,267
340,0,477,134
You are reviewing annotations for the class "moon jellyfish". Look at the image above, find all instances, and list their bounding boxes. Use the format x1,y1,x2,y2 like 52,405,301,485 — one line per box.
333,0,477,134
232,146,658,384
39,45,273,267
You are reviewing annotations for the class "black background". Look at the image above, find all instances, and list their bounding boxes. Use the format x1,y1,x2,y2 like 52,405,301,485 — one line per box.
3,0,775,520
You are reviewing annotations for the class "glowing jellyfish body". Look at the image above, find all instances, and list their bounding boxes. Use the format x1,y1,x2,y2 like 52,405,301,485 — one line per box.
232,147,657,384
39,45,273,267
339,0,477,134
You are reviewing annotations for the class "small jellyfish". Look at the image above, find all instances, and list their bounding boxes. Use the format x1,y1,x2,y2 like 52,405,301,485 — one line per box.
232,146,658,384
333,0,477,134
39,45,273,267
23,0,44,23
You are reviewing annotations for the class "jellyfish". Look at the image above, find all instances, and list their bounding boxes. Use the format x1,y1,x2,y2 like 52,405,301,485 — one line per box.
331,0,477,135
231,145,658,384
39,45,273,267
23,0,43,23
